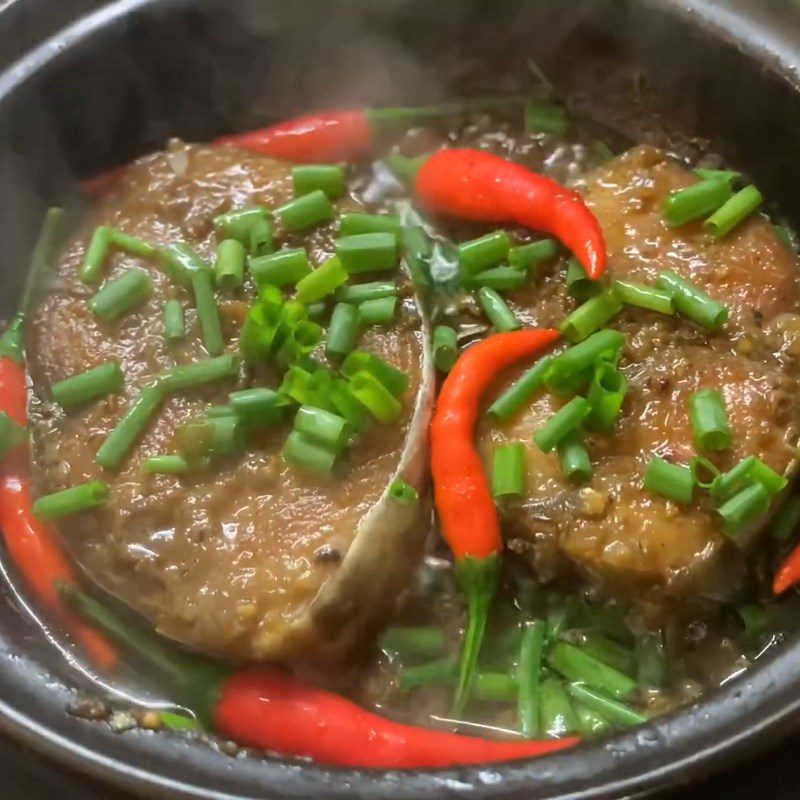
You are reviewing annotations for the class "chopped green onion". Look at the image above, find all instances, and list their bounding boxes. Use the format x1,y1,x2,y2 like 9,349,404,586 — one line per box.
282,430,338,476
704,185,763,239
389,479,419,506
689,388,731,451
326,303,361,359
228,387,288,425
249,248,310,288
655,270,728,332
80,226,112,284
545,329,625,391
33,480,110,519
468,266,528,291
717,482,771,537
525,104,569,136
276,190,334,232
142,455,198,474
636,631,667,690
213,206,270,244
491,443,527,499
585,362,628,432
737,604,770,636
382,153,429,186
160,712,200,731
517,620,546,738
534,397,591,453
158,243,206,288
279,320,324,363
306,302,326,320
359,296,396,326
348,370,402,423
214,239,245,290
477,287,521,332
249,219,274,257
458,231,510,277
292,164,345,199
0,412,26,457
772,496,800,541
95,386,164,470
539,679,578,738
51,361,124,409
565,257,601,300
774,222,796,251
89,269,152,322
560,290,622,343
337,232,398,274
566,683,647,727
341,351,409,398
294,405,351,450
579,632,635,675
487,356,552,422
339,213,401,238
662,178,733,227
381,627,446,658
573,703,611,737
177,417,245,461
556,429,593,483
108,230,156,259
432,325,459,372
694,168,741,186
157,354,240,393
509,239,559,273
643,456,694,505
691,455,720,489
330,379,370,434
190,269,225,356
548,642,637,700
207,405,236,418
399,658,457,690
295,256,348,304
335,281,396,304
612,280,673,314
163,299,185,343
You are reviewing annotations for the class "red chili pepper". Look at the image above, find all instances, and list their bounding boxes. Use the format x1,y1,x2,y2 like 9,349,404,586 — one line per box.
78,165,128,202
431,329,560,713
774,545,800,594
415,148,607,280
61,585,578,767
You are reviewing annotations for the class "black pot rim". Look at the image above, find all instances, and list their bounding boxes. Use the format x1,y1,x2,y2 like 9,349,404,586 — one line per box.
2,1,800,798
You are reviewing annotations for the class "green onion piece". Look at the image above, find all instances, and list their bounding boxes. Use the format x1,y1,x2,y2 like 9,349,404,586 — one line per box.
142,455,198,474
349,370,402,423
471,673,518,703
491,443,527,499
556,429,593,483
341,351,409,398
276,190,334,232
32,480,110,519
477,286,521,332
249,219,274,257
546,604,573,642
157,354,240,393
207,405,236,418
0,412,26,458
545,329,625,389
326,303,361,359
337,232,398,274
533,397,591,453
382,153,429,186
691,455,721,490
585,362,628,432
717,482,771,537
294,405,351,450
295,256,348,304
282,430,338,475
565,257,601,300
548,642,637,700
335,281,396,304
330,379,370,434
774,222,795,251
339,213,401,238
612,280,674,314
249,248,310,289
358,296,396,326
51,361,124,409
279,365,313,405
487,356,552,422
704,185,763,239
432,325,459,373
689,388,731,451
176,417,245,461
655,270,728,332
380,627,446,659
737,604,770,636
399,658,457,690
525,104,569,136
80,226,112,284
458,230,511,277
636,631,667,690
574,703,611,737
0,312,25,366
389,479,419,506
95,386,164,470
190,269,225,356
662,178,733,226
747,459,789,497
539,679,578,738
214,239,245,290
772,496,800,541
468,266,528,291
643,456,694,505
279,320,324,364
517,620,546,738
566,683,647,727
306,302,326,321
509,239,559,273
292,164,345,199
89,269,152,321
579,632,635,675
160,712,200,731
109,230,156,259
162,299,185,344
158,243,207,288
213,206,270,244
560,290,622,343
228,387,288,425
694,168,741,186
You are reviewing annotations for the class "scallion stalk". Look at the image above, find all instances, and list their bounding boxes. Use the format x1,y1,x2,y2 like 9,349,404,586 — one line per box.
477,287,521,332
655,270,728,332
486,356,552,422
292,164,345,199
533,397,591,453
214,239,246,290
295,256,348,304
432,325,459,373
689,388,731,451
32,481,110,518
89,269,152,321
704,185,763,239
491,443,527,499
276,190,334,232
51,361,124,409
662,178,733,227
458,231,510,277
643,457,694,505
337,232,398,274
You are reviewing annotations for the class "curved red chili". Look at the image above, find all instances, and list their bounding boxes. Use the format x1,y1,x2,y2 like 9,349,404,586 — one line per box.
415,148,607,280
431,329,560,714
774,545,800,594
